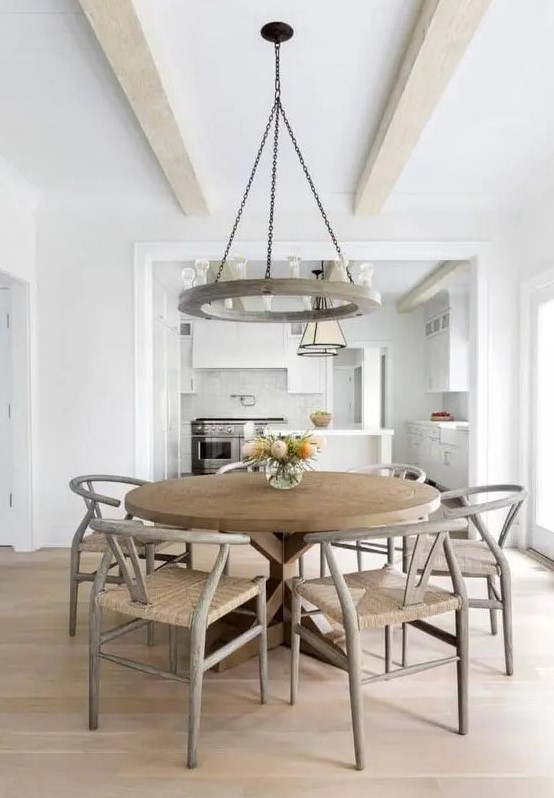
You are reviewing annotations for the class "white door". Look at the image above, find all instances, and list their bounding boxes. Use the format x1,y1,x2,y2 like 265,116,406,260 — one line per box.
333,368,355,427
0,289,12,543
530,285,554,559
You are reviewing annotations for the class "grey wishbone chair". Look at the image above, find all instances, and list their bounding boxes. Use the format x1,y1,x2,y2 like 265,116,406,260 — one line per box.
290,519,469,771
88,519,268,770
68,475,192,638
403,484,528,676
345,464,427,573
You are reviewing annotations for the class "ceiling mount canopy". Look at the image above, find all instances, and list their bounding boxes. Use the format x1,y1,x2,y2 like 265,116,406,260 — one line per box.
178,21,381,323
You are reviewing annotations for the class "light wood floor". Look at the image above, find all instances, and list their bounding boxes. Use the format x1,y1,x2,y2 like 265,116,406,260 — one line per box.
1,545,554,797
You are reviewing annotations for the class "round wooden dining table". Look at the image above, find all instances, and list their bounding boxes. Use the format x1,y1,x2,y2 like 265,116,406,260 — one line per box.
126,471,440,669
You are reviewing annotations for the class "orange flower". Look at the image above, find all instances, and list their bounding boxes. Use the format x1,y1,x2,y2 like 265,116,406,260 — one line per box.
298,440,316,460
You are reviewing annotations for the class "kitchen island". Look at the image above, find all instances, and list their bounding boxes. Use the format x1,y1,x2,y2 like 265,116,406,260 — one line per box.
267,427,394,471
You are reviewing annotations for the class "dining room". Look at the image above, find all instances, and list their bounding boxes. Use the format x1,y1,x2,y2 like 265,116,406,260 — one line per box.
2,1,554,797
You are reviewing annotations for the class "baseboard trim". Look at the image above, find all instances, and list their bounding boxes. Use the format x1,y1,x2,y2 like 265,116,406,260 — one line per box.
525,547,554,571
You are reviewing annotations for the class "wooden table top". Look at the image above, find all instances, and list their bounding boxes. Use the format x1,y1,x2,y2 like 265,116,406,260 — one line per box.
125,472,440,534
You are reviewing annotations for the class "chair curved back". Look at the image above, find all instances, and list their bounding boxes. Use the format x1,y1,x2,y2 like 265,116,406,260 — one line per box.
69,474,150,549
69,474,149,513
217,462,262,474
217,462,249,475
350,463,426,483
440,484,528,549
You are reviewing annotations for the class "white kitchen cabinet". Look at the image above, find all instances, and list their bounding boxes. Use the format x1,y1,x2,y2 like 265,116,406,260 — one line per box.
286,348,325,393
424,293,469,393
192,321,286,369
406,421,468,489
285,325,325,393
180,430,192,475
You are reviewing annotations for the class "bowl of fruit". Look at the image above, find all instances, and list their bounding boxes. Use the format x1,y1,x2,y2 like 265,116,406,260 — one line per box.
310,410,333,428
431,411,454,422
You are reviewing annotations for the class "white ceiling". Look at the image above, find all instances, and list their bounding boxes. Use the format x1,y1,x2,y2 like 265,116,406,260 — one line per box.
390,0,554,211
0,0,172,198
133,0,422,211
2,0,554,213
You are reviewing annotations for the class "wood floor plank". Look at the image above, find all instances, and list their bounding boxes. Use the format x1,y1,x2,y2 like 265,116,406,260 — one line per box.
0,546,553,794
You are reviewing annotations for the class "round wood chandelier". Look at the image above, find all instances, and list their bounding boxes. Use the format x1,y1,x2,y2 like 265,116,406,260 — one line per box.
178,21,381,323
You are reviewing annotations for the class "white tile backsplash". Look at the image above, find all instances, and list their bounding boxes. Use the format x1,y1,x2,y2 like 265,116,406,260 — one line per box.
181,369,325,427
442,392,469,421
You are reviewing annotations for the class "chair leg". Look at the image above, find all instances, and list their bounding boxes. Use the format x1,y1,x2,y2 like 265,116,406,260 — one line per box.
185,542,193,569
455,607,469,735
500,567,514,676
319,545,326,577
345,626,365,770
69,548,80,636
169,626,178,674
387,537,394,567
145,544,156,646
290,579,302,706
384,625,393,673
257,578,268,705
401,623,408,667
88,601,101,730
487,576,498,636
187,626,206,769
356,542,363,572
223,558,230,576
298,555,305,579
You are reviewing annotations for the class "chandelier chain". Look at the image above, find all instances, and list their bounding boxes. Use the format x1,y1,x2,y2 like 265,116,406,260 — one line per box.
279,104,353,283
216,26,354,286
266,44,281,279
215,102,277,282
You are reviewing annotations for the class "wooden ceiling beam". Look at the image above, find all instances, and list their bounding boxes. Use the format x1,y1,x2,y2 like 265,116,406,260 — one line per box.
78,0,209,215
396,260,470,313
355,0,492,215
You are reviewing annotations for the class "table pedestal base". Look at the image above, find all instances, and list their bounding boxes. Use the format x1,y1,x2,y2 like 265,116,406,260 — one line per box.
211,531,345,671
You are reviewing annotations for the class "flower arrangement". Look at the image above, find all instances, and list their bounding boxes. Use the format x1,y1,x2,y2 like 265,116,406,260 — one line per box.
241,431,326,489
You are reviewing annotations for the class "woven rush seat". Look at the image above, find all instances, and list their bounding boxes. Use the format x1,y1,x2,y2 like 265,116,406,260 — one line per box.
98,565,260,628
297,566,461,631
405,537,499,577
78,531,175,554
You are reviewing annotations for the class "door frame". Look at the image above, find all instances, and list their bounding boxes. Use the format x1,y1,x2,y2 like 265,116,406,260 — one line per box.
134,240,489,485
520,267,554,555
0,271,33,551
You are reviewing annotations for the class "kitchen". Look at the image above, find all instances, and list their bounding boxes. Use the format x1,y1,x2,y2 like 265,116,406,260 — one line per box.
151,258,472,487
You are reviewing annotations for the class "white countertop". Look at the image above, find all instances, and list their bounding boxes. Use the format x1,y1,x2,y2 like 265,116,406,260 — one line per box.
410,420,469,430
267,427,395,436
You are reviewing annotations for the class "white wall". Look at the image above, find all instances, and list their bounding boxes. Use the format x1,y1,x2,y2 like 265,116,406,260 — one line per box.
34,195,520,546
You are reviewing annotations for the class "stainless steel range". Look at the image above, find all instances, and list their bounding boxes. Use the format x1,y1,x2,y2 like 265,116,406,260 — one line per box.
191,417,286,475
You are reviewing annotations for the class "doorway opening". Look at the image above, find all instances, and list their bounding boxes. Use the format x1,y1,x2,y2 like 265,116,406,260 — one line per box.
332,346,387,429
0,270,33,550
